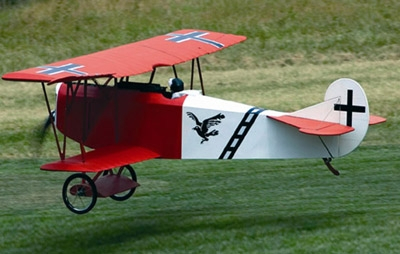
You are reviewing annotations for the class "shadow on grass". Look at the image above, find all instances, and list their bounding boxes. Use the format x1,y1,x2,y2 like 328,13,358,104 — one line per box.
37,206,366,252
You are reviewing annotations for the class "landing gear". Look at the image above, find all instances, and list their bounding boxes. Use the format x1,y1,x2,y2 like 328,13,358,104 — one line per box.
62,173,97,214
62,165,139,214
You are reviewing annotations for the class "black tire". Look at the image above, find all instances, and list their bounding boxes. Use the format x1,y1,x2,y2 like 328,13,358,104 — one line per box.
104,165,137,201
62,173,97,214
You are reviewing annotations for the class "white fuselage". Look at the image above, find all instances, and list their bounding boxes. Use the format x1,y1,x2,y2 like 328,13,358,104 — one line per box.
181,92,340,159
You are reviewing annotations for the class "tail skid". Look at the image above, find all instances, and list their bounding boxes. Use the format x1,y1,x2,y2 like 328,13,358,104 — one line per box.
323,158,340,176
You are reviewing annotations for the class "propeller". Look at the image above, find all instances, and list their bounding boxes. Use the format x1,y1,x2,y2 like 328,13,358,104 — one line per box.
32,110,55,154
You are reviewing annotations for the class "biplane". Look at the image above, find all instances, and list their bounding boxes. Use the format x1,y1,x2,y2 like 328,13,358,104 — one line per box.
2,29,385,214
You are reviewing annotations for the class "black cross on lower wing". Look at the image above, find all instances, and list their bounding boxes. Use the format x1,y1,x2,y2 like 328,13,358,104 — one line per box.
334,89,366,127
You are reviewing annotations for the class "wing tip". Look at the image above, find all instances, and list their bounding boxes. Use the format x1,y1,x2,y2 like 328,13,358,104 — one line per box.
369,115,386,125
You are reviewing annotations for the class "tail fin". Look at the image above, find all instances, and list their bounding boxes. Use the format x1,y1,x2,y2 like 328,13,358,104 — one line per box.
324,78,369,157
290,78,370,157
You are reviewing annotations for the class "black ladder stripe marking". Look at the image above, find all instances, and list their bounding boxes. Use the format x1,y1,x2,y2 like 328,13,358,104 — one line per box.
219,107,264,159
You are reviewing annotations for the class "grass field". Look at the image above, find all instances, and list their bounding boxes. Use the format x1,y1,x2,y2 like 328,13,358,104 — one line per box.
0,146,399,253
1,0,400,253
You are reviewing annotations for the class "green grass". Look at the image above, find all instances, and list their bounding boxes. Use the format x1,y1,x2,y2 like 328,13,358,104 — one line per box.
1,0,400,253
1,0,400,72
1,145,400,253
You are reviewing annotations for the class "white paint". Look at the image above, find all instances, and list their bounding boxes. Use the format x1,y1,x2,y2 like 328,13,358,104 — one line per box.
181,79,369,160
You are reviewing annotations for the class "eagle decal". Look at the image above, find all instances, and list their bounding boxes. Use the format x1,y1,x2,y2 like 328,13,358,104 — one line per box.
187,112,225,144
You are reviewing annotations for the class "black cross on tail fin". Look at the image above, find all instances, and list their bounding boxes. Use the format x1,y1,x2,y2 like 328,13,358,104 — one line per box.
334,89,366,127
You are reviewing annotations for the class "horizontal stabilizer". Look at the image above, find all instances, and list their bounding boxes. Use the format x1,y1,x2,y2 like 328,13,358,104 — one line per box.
369,115,386,125
268,115,354,136
41,145,159,172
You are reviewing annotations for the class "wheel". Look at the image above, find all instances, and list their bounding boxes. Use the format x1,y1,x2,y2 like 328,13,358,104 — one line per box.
104,165,137,201
62,173,97,214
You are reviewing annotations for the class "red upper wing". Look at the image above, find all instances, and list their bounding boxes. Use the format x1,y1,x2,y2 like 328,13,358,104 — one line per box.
2,29,246,84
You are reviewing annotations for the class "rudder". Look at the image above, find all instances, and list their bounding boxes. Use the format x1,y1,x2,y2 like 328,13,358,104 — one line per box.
324,78,369,157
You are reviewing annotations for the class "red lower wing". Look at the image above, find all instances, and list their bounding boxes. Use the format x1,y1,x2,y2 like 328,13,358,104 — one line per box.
40,145,159,172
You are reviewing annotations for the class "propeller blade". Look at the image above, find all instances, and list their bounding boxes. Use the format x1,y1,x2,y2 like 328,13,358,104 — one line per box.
32,110,55,149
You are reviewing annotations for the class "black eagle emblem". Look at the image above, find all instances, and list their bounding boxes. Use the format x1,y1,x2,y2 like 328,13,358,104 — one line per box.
187,112,225,144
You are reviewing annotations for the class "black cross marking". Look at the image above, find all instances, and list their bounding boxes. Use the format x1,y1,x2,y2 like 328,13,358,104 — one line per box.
334,89,366,127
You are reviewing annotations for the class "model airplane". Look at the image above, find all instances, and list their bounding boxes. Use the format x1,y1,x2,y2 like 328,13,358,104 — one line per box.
2,29,385,214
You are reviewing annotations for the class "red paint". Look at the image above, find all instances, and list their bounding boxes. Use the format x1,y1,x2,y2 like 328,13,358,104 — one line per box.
41,145,159,172
268,115,355,136
2,29,246,84
51,83,184,171
95,174,139,198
